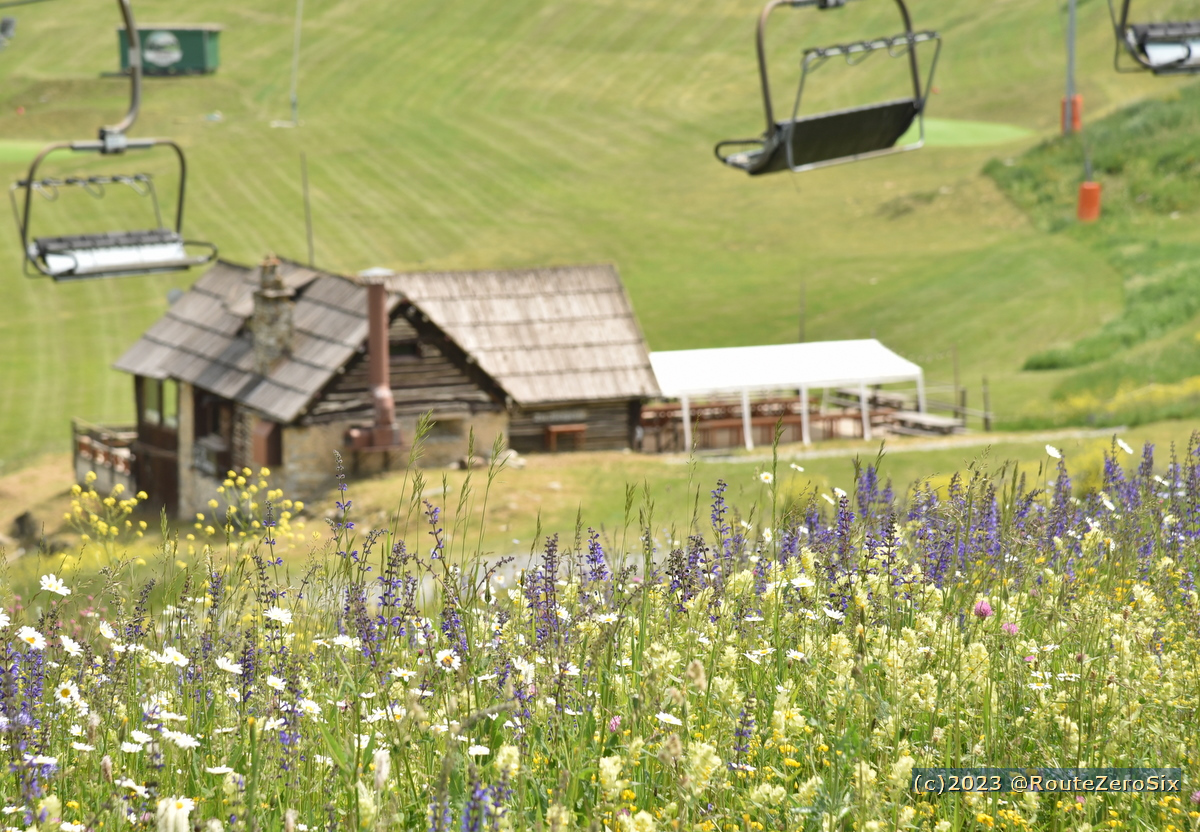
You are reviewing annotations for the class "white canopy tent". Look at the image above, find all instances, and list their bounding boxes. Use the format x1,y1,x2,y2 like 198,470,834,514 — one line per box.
649,339,925,450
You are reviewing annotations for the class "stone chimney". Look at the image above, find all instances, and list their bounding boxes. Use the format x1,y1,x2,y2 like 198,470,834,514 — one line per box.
251,255,295,376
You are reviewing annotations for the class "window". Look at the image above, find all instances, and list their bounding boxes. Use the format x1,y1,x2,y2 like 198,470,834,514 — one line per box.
162,379,178,428
142,377,161,425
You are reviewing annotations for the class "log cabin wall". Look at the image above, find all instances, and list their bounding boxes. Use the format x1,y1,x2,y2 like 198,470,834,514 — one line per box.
508,399,637,454
302,315,503,425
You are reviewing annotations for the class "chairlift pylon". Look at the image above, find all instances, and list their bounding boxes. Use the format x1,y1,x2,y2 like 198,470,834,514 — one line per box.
9,0,217,280
1108,0,1200,73
715,0,941,176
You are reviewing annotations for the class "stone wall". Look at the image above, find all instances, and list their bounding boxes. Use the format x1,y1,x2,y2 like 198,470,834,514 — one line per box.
281,421,349,501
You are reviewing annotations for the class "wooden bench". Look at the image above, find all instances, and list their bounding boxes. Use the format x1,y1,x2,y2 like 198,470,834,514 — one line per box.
545,423,587,452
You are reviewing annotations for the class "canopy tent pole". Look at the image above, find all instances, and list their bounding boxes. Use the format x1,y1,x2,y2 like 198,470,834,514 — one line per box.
801,387,811,445
859,382,872,441
916,372,926,412
741,389,754,451
681,395,692,451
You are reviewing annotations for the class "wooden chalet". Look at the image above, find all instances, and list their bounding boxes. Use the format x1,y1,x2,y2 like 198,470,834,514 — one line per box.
85,257,657,518
382,266,659,455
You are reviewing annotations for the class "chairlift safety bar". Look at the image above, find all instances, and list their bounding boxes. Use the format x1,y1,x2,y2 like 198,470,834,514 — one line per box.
802,30,938,62
754,0,921,134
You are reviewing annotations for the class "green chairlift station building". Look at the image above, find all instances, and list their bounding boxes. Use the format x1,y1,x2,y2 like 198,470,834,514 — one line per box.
118,24,223,75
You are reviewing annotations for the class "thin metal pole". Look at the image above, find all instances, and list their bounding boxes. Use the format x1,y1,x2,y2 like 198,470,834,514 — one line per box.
289,0,304,126
859,382,871,441
800,387,811,445
952,342,960,397
1065,0,1077,135
799,279,806,342
741,389,754,451
301,152,314,266
681,396,692,451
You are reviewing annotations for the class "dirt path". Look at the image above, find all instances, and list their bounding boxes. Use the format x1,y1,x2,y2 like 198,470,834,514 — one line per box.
669,426,1128,465
0,453,73,560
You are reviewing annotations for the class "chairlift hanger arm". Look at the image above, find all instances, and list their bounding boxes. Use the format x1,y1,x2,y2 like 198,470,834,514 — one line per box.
755,0,920,133
94,0,141,150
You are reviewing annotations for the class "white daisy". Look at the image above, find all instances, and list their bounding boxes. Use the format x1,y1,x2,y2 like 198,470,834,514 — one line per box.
39,574,71,596
266,675,286,692
435,649,461,672
61,822,85,832
467,745,490,757
790,576,815,590
158,646,189,667
758,472,774,485
215,656,243,675
162,730,200,749
1045,444,1062,460
120,742,143,753
98,622,116,640
263,607,293,626
60,636,82,657
0,611,10,628
655,712,683,726
1116,438,1134,455
205,766,235,775
390,668,416,681
823,607,845,622
16,626,45,650
52,680,80,705
70,742,94,752
595,612,619,624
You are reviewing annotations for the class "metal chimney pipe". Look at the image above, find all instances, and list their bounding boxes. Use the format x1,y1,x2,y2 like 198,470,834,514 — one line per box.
367,282,398,446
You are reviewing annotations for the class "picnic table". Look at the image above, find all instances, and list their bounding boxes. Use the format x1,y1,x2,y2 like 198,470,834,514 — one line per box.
889,411,963,436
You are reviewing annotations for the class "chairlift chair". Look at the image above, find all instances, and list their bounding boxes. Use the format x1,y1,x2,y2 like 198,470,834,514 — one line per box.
1109,0,1200,73
9,0,216,280
715,0,941,175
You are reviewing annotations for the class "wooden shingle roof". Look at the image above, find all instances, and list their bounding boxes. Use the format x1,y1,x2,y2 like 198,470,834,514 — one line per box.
384,265,660,405
114,260,658,422
113,259,394,423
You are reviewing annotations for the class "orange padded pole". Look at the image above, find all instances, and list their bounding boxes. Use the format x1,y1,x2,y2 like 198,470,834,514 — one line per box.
1077,181,1101,222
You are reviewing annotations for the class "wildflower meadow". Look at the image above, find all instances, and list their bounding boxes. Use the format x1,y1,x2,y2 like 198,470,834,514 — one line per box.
1,431,1199,832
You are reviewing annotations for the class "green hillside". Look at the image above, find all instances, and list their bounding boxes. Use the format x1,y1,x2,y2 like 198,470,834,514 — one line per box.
0,0,1194,471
